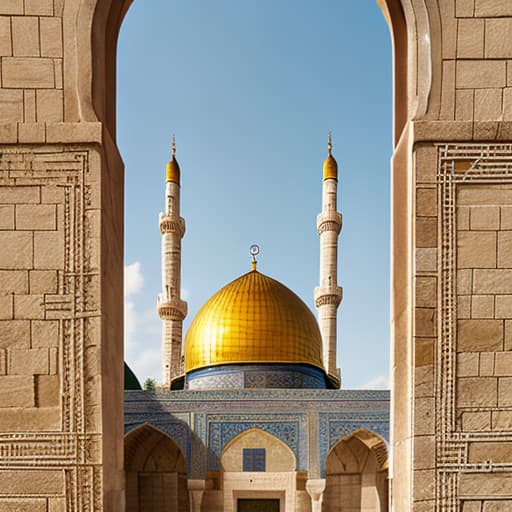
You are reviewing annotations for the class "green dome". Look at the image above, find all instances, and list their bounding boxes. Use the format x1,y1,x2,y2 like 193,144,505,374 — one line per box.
124,362,142,390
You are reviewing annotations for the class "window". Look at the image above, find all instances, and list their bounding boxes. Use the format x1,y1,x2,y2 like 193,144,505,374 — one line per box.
243,448,265,471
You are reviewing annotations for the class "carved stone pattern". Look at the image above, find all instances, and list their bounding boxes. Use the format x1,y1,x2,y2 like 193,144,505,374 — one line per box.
317,221,341,235
0,149,101,510
314,293,342,308
159,216,185,237
437,143,512,512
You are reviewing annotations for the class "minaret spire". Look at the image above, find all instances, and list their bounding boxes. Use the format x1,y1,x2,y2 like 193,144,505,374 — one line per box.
314,134,343,388
158,135,188,388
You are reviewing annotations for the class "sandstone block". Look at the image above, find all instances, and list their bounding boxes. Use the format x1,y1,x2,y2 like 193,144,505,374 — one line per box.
0,469,64,493
496,295,512,319
498,232,512,268
415,365,434,397
483,501,512,512
457,61,506,89
41,185,64,204
458,295,472,319
474,89,503,122
0,406,59,431
0,500,46,511
0,89,23,122
458,206,471,230
495,352,512,376
31,319,58,347
414,436,436,470
0,232,32,269
458,231,496,268
492,411,512,430
475,0,512,15
462,411,491,432
460,473,512,498
414,397,435,435
12,16,39,57
509,63,512,87
0,185,39,203
10,348,48,375
458,320,503,352
36,89,63,122
2,57,54,88
504,89,512,122
415,338,434,367
0,205,14,229
18,122,45,143
16,204,56,230
416,217,437,248
40,17,62,57
36,375,59,407
413,469,435,501
34,231,64,269
486,22,512,59
440,60,456,120
416,277,437,307
0,16,11,56
458,269,473,294
506,320,512,350
417,188,437,217
456,89,474,121
0,271,28,295
49,498,66,512
479,352,495,376
29,270,57,294
0,375,34,407
471,206,500,230
415,145,438,184
14,294,44,320
457,377,497,407
0,0,23,15
49,347,57,374
458,352,479,377
416,308,436,337
469,442,512,463
471,295,494,319
25,0,54,15
416,248,437,272
0,319,30,348
0,295,12,320
457,19,484,58
23,88,36,122
474,270,512,294
498,378,512,406
456,0,474,17
459,186,512,206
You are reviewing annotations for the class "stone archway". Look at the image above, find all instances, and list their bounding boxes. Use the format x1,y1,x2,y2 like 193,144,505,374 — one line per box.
125,423,189,512
323,430,388,512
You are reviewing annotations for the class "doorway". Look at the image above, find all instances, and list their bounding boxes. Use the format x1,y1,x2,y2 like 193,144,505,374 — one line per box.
237,499,280,512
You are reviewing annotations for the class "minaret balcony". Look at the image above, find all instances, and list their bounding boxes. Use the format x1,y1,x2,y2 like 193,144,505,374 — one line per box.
159,214,185,236
316,212,342,235
314,286,343,308
157,296,188,320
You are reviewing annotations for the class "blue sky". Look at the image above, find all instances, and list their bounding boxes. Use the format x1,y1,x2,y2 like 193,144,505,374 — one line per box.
118,1,393,388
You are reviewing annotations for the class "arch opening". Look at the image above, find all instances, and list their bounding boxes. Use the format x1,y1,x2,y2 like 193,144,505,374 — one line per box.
125,424,189,512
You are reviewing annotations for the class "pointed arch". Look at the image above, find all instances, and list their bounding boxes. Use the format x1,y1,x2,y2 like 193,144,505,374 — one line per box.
220,428,296,473
323,429,388,512
125,423,189,512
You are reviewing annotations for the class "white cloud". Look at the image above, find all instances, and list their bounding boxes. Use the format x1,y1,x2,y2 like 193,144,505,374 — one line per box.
125,261,144,297
361,375,389,390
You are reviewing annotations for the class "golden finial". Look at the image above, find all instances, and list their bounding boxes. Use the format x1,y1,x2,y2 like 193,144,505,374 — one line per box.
327,132,332,155
171,134,176,159
323,132,338,180
250,244,260,271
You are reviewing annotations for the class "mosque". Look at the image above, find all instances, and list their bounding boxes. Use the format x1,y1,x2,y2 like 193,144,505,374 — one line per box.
123,138,390,512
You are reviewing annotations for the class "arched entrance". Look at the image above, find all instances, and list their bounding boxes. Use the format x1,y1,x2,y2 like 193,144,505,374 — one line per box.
323,430,388,512
125,423,189,512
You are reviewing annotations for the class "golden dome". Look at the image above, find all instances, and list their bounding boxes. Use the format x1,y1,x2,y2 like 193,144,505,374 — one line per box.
323,134,338,180
166,134,180,184
184,269,324,373
166,159,180,184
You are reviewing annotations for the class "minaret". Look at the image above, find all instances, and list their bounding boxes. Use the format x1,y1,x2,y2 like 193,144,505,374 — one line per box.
314,133,343,388
158,136,188,387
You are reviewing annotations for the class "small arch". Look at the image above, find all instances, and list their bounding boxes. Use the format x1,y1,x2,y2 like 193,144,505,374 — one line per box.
220,428,296,473
125,423,189,512
323,429,389,512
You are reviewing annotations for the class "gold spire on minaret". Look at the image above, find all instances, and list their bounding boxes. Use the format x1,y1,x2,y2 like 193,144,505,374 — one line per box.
166,134,181,184
250,244,260,271
323,132,338,180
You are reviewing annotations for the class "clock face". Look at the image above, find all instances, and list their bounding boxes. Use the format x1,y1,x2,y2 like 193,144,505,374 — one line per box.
250,244,260,257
